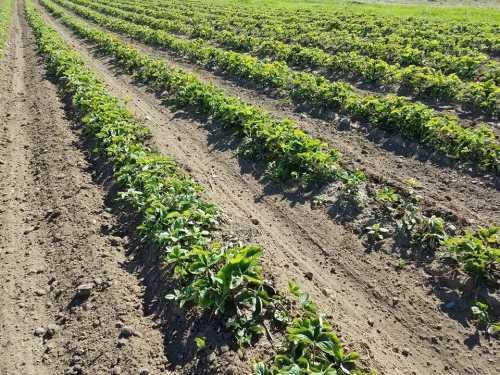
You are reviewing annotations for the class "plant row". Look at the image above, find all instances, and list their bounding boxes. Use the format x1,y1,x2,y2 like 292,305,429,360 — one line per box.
115,0,500,57
105,0,500,82
42,0,353,185
40,0,500,288
24,2,373,373
366,183,499,286
71,0,500,116
44,0,500,172
40,0,500,287
0,0,13,58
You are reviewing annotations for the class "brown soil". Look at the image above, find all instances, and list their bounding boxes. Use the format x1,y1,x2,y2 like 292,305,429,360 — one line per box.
25,2,500,375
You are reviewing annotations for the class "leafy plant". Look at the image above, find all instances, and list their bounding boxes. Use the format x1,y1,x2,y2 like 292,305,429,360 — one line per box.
441,226,499,284
195,336,206,350
471,301,500,336
376,186,400,204
256,282,367,374
366,223,391,241
46,0,500,171
411,215,448,251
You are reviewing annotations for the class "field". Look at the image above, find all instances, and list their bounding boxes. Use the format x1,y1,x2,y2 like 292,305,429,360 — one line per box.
0,0,498,374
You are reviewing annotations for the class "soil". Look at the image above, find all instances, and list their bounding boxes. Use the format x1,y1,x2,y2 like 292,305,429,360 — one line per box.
1,1,498,375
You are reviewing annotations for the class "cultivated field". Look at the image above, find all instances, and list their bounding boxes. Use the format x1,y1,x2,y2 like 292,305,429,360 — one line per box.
0,0,498,374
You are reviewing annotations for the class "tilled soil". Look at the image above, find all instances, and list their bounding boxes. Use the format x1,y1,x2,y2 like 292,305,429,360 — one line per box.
31,2,500,375
0,2,172,374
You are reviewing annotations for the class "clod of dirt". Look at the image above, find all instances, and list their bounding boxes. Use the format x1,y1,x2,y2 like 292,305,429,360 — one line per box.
45,323,59,339
34,288,46,296
75,283,93,299
338,117,351,130
250,218,259,225
138,369,150,375
368,319,375,327
116,338,129,348
67,364,84,375
34,326,46,337
304,271,314,281
207,352,217,363
119,326,135,338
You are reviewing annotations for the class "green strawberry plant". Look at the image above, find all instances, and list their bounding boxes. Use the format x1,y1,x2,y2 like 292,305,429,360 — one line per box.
441,226,499,284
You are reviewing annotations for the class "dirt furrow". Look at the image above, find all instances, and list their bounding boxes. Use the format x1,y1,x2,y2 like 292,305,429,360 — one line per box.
0,3,51,373
35,3,500,375
0,2,172,374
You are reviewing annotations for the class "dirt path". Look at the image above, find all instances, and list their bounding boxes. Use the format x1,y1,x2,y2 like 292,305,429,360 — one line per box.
35,3,500,375
0,2,172,374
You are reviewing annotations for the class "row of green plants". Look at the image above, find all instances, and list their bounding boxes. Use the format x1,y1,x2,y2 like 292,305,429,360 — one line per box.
44,0,500,173
25,2,374,373
41,0,500,287
72,0,500,116
106,0,499,83
114,0,499,58
0,0,13,58
39,0,500,341
365,182,499,286
42,0,354,185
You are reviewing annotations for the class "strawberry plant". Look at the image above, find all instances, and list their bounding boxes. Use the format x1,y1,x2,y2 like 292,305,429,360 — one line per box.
471,301,500,336
441,226,499,285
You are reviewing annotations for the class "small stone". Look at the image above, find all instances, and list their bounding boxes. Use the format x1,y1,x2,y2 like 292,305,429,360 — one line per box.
367,319,374,327
338,117,351,130
304,271,313,281
76,284,93,299
250,218,259,225
402,348,411,356
138,369,149,375
220,345,230,353
119,326,135,338
109,237,121,246
110,367,121,375
237,349,245,360
45,342,55,353
207,352,217,363
116,338,128,347
34,327,46,336
45,323,59,338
